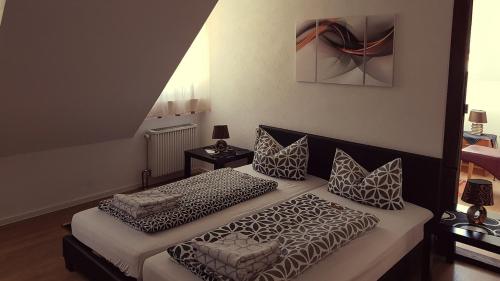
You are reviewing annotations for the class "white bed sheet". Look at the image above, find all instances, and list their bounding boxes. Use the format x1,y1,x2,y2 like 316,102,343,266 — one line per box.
142,187,433,281
71,165,326,279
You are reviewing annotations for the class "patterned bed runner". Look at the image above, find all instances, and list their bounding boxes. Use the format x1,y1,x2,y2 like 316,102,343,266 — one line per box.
98,168,278,233
167,193,379,281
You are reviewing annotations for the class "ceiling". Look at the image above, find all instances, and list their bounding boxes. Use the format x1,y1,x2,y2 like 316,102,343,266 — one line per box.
0,0,217,157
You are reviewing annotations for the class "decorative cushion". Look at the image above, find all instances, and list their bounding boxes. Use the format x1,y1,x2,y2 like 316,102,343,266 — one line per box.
253,128,282,156
252,128,309,180
328,149,404,210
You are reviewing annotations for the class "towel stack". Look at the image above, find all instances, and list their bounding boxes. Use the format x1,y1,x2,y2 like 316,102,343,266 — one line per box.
111,190,182,218
193,233,280,281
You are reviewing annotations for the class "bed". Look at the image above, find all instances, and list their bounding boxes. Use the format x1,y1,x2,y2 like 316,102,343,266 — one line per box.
142,186,432,281
63,125,442,281
66,164,327,280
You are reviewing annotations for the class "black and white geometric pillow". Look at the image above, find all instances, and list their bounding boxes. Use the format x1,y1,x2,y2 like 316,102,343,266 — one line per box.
328,149,404,210
253,128,282,156
252,128,309,180
328,149,369,200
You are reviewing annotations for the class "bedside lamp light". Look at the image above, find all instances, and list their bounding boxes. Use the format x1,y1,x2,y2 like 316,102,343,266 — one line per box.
469,109,487,135
212,125,230,152
461,179,494,224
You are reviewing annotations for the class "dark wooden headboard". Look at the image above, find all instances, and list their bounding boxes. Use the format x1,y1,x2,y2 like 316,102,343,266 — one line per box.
260,125,442,215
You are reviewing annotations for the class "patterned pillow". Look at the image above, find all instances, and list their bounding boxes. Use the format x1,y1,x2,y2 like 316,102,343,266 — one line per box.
328,149,404,210
252,128,309,180
253,128,282,156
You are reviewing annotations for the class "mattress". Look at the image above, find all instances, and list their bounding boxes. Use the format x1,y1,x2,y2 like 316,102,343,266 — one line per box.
71,165,326,279
142,187,433,281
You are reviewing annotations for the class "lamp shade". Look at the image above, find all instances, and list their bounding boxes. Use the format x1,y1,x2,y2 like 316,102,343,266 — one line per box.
469,110,487,124
461,179,494,206
212,125,229,139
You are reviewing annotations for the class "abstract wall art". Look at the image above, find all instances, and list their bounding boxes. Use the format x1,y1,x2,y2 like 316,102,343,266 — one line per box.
316,16,367,85
295,14,395,87
296,20,318,82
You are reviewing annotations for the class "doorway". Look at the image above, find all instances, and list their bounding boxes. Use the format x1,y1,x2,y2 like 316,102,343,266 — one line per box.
458,0,500,214
442,0,500,270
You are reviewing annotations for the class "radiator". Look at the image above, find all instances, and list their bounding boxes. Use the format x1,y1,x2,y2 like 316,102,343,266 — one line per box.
145,124,198,177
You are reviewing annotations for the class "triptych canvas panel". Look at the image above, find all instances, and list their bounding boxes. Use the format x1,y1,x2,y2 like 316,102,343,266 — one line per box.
296,15,395,87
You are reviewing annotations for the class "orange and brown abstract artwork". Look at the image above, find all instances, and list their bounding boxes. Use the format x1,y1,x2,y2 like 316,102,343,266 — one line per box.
296,15,395,87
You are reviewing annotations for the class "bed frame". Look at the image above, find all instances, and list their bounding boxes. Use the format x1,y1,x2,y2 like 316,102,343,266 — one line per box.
63,125,442,281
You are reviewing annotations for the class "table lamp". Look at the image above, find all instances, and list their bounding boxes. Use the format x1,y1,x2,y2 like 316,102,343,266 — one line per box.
461,179,494,224
212,125,230,152
469,109,487,135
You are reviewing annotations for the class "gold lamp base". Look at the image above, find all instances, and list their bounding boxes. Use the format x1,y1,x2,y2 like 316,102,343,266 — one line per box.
470,123,483,135
466,205,487,225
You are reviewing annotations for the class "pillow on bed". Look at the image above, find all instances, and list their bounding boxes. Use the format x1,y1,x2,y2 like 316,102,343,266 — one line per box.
328,149,404,210
252,128,309,180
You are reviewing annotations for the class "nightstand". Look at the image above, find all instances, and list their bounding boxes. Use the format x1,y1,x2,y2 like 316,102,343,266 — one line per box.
438,210,500,263
463,131,498,148
184,145,254,178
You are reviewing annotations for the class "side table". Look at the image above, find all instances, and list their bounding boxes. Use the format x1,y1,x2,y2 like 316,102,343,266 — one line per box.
184,145,254,178
438,210,500,264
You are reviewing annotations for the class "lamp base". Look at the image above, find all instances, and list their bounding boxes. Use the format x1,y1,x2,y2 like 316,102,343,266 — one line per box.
470,123,484,135
215,139,228,152
466,205,487,225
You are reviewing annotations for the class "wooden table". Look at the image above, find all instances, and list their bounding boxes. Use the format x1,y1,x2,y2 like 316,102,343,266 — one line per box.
461,132,498,178
438,210,500,269
462,145,500,180
463,131,497,148
184,145,254,178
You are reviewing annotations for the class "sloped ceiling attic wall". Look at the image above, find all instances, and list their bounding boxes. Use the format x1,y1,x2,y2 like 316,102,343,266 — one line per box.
0,0,216,157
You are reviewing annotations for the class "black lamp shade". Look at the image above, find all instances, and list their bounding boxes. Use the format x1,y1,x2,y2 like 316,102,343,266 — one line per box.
461,179,494,206
212,125,229,139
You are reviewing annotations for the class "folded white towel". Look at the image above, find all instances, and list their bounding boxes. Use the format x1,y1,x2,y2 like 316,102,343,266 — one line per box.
113,190,182,208
195,248,280,281
193,233,280,281
111,198,178,219
193,233,280,268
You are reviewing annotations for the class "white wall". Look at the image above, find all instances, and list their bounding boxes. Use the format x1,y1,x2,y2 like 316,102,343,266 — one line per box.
0,115,199,225
464,0,500,138
201,0,454,158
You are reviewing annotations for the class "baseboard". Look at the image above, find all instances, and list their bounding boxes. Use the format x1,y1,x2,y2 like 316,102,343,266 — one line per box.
0,183,140,227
